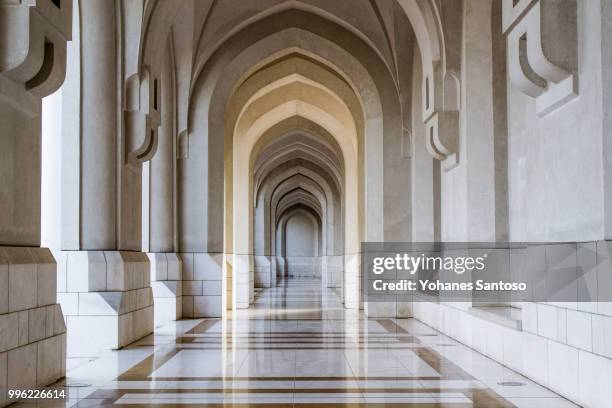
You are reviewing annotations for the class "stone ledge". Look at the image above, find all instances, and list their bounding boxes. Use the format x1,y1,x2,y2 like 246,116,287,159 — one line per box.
469,305,523,331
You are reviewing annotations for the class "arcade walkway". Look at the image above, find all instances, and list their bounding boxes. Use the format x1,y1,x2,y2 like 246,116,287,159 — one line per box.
19,280,577,408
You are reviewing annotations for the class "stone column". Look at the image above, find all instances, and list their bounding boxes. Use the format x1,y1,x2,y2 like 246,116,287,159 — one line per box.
602,0,612,240
56,0,153,358
0,1,71,405
144,39,182,327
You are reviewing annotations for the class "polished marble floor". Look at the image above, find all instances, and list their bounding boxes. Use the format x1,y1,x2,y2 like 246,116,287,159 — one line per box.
16,279,578,407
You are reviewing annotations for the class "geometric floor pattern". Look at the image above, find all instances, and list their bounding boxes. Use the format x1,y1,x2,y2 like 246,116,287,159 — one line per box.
15,280,578,407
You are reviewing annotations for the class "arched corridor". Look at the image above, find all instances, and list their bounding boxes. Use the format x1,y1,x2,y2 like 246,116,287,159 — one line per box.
1,0,612,406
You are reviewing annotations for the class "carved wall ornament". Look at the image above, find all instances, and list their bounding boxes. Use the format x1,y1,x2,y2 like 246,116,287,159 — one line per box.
503,0,578,116
0,0,72,98
422,65,460,171
125,66,161,166
425,111,459,171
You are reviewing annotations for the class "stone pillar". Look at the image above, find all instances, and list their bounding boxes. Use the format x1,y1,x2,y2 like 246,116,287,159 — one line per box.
145,39,182,327
253,199,272,289
602,0,612,240
461,0,498,242
80,2,117,249
0,1,71,405
56,0,153,358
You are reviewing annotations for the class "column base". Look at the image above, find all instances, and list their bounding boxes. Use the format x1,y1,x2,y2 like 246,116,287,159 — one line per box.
285,256,321,279
323,255,343,288
55,250,153,357
254,255,271,288
270,257,277,287
344,253,361,309
0,247,66,407
178,253,223,317
232,254,253,309
276,256,287,279
148,253,182,327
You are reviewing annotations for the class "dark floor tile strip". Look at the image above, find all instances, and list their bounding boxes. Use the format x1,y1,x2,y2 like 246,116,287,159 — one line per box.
86,388,484,398
373,319,472,381
293,404,472,408
96,404,295,408
72,397,117,407
117,348,182,381
409,346,516,406
173,346,427,350
183,333,412,337
470,389,516,408
146,376,443,381
187,320,222,334
188,340,404,344
97,404,472,408
374,320,423,345
184,332,404,335
118,320,224,380
410,348,474,380
186,334,409,337
375,319,409,334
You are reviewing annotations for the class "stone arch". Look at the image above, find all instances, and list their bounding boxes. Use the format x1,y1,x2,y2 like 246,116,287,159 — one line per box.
251,119,344,289
179,5,423,310
280,207,321,258
254,135,343,200
184,22,396,252
184,21,389,308
253,119,344,254
269,175,330,254
275,203,323,279
259,165,339,254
